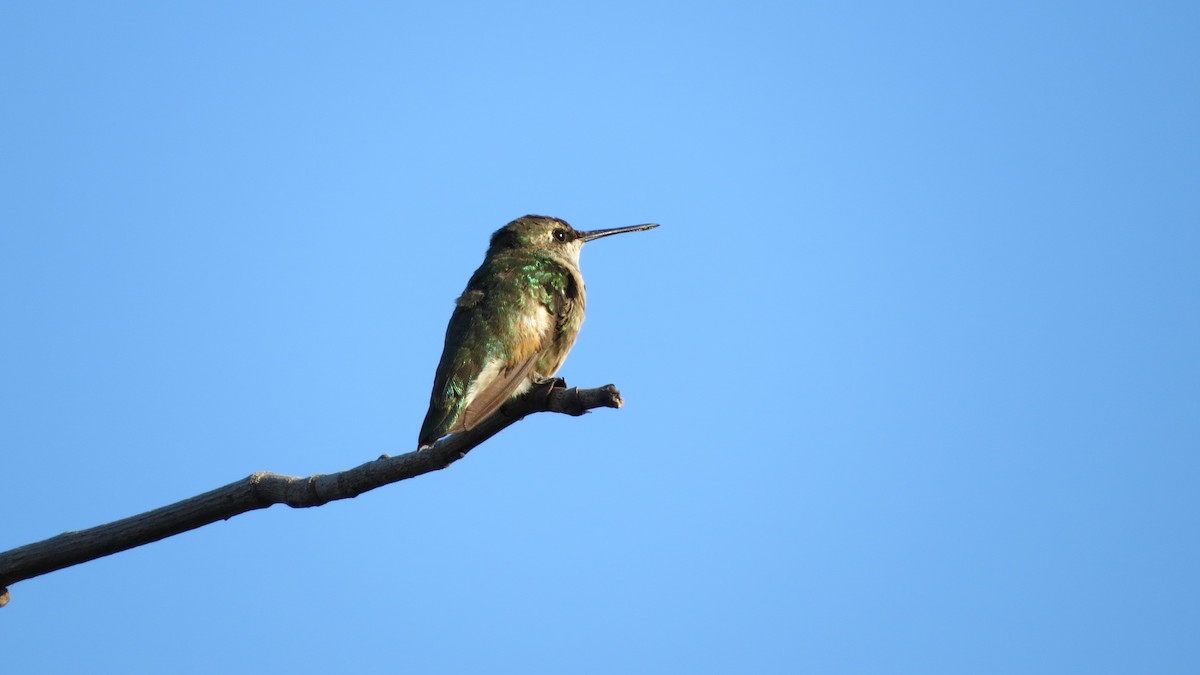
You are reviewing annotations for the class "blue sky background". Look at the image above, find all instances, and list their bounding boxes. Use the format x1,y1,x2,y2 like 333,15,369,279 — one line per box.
3,2,1198,673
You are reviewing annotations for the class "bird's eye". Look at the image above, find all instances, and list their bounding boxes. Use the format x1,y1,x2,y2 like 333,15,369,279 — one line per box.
553,229,567,243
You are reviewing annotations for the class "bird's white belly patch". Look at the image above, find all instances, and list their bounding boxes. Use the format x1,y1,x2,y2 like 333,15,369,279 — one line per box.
511,305,553,364
519,306,553,340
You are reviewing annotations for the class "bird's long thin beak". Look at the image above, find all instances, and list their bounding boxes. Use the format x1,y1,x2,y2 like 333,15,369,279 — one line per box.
576,223,659,242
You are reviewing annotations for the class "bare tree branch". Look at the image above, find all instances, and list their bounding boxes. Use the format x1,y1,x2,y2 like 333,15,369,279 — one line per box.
0,382,624,606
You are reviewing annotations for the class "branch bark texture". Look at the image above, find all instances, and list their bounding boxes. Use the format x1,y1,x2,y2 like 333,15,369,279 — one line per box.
0,383,624,605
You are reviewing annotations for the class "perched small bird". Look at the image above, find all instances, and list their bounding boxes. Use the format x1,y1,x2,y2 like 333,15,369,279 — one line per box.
418,215,658,447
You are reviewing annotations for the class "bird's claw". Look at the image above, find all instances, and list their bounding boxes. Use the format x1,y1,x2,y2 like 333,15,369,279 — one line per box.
533,376,567,390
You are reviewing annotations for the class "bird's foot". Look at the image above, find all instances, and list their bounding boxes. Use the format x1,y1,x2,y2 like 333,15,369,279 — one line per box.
533,376,568,390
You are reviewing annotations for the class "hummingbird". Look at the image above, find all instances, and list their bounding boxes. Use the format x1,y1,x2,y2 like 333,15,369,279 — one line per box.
418,215,658,448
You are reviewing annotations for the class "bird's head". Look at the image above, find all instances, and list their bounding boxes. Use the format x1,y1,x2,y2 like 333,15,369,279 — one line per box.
489,215,658,266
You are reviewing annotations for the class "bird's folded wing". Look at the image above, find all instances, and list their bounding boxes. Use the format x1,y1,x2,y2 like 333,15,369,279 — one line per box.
453,304,555,433
453,351,541,433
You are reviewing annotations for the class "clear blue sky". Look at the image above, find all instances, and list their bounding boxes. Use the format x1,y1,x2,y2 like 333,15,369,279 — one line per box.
3,2,1198,673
